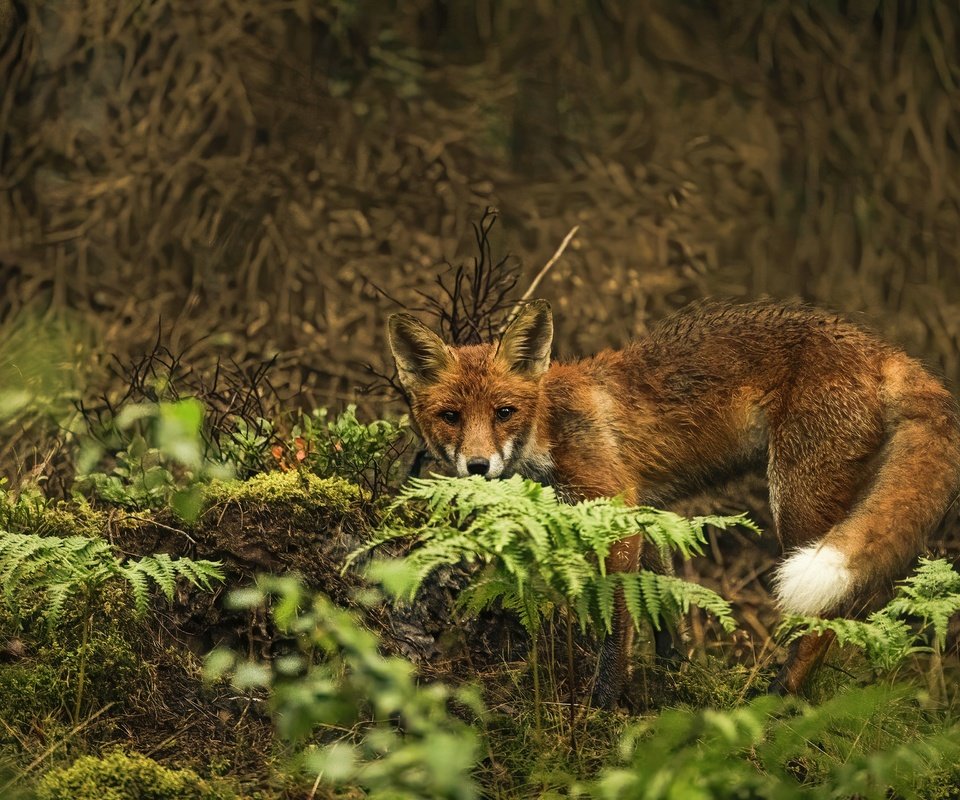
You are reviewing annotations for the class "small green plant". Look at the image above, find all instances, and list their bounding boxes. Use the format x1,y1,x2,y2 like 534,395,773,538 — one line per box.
205,575,482,800
34,750,234,800
589,685,960,799
78,432,178,509
279,405,410,499
0,529,223,722
77,398,231,518
359,475,751,635
214,416,275,478
0,480,58,536
354,475,756,719
780,558,960,677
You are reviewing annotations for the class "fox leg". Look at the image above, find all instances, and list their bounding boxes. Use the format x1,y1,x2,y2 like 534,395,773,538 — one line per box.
592,532,642,709
766,439,887,693
766,452,867,693
769,630,836,695
640,544,682,664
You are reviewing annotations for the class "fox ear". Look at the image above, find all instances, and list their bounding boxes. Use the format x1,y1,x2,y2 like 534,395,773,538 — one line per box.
388,313,453,394
497,300,553,378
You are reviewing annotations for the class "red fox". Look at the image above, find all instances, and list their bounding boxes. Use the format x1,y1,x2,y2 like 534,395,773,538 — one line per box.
387,299,960,705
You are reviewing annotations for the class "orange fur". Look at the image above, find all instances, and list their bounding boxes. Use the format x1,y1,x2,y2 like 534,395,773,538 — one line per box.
389,300,960,705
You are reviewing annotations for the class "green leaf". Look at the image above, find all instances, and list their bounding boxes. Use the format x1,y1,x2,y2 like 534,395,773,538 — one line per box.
171,484,204,522
157,398,204,469
232,661,273,689
203,648,237,682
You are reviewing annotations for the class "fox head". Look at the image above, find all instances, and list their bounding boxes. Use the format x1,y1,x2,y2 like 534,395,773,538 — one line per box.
388,300,553,479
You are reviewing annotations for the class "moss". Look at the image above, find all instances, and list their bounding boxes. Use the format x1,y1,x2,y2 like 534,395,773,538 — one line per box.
0,488,106,539
919,766,960,800
202,470,362,521
41,624,147,715
0,661,62,738
38,497,108,538
646,656,762,710
0,582,148,737
35,750,236,800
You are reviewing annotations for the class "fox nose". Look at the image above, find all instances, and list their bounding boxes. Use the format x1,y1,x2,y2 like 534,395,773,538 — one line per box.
466,458,490,476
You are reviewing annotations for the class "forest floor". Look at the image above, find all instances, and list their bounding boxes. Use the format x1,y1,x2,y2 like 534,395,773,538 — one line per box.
1,394,959,799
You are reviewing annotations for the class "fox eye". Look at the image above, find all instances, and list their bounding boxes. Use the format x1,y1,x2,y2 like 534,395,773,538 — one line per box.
495,406,516,422
439,410,460,425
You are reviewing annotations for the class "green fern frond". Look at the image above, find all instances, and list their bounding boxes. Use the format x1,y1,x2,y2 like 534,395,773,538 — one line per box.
692,513,762,538
620,571,644,631
781,559,960,672
638,570,663,631
360,476,753,643
173,557,225,592
884,558,960,649
636,513,705,561
43,582,73,629
613,572,736,633
123,564,152,615
123,554,225,606
0,532,48,583
457,572,517,618
780,613,917,672
590,574,616,634
517,593,541,636
0,529,223,627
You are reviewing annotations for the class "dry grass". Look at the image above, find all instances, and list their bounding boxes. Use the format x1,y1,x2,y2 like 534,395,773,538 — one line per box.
1,2,957,420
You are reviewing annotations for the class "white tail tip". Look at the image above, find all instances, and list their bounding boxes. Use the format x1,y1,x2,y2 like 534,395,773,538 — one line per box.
773,543,853,616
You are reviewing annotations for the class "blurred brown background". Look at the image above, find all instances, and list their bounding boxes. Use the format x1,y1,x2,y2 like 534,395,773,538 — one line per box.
1,0,959,438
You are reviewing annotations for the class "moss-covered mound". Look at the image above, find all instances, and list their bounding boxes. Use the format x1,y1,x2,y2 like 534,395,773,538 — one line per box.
108,471,367,590
35,751,236,800
0,581,147,746
199,470,366,581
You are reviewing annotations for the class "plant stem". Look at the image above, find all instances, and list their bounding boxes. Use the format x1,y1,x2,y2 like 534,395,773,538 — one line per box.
530,631,541,736
927,639,946,706
566,608,577,753
73,592,93,725
528,599,542,737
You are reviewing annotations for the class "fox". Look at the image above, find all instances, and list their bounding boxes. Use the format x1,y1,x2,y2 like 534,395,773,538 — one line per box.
387,299,960,706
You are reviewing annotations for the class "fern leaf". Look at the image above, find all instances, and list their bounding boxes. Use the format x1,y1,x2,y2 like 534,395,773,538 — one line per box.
639,570,663,630
884,558,960,649
43,581,73,629
131,554,176,600
122,553,223,610
780,613,916,672
359,476,746,644
169,557,225,592
457,573,515,618
122,564,152,615
594,574,617,634
618,572,644,632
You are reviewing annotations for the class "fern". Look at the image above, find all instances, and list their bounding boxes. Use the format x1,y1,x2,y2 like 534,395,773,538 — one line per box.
628,572,738,633
883,557,960,649
0,529,224,627
355,475,752,639
781,613,918,673
780,558,960,672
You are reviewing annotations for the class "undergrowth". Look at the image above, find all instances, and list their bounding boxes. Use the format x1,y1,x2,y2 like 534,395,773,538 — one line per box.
205,575,483,800
1,396,960,799
359,475,756,637
356,474,757,723
783,557,960,700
